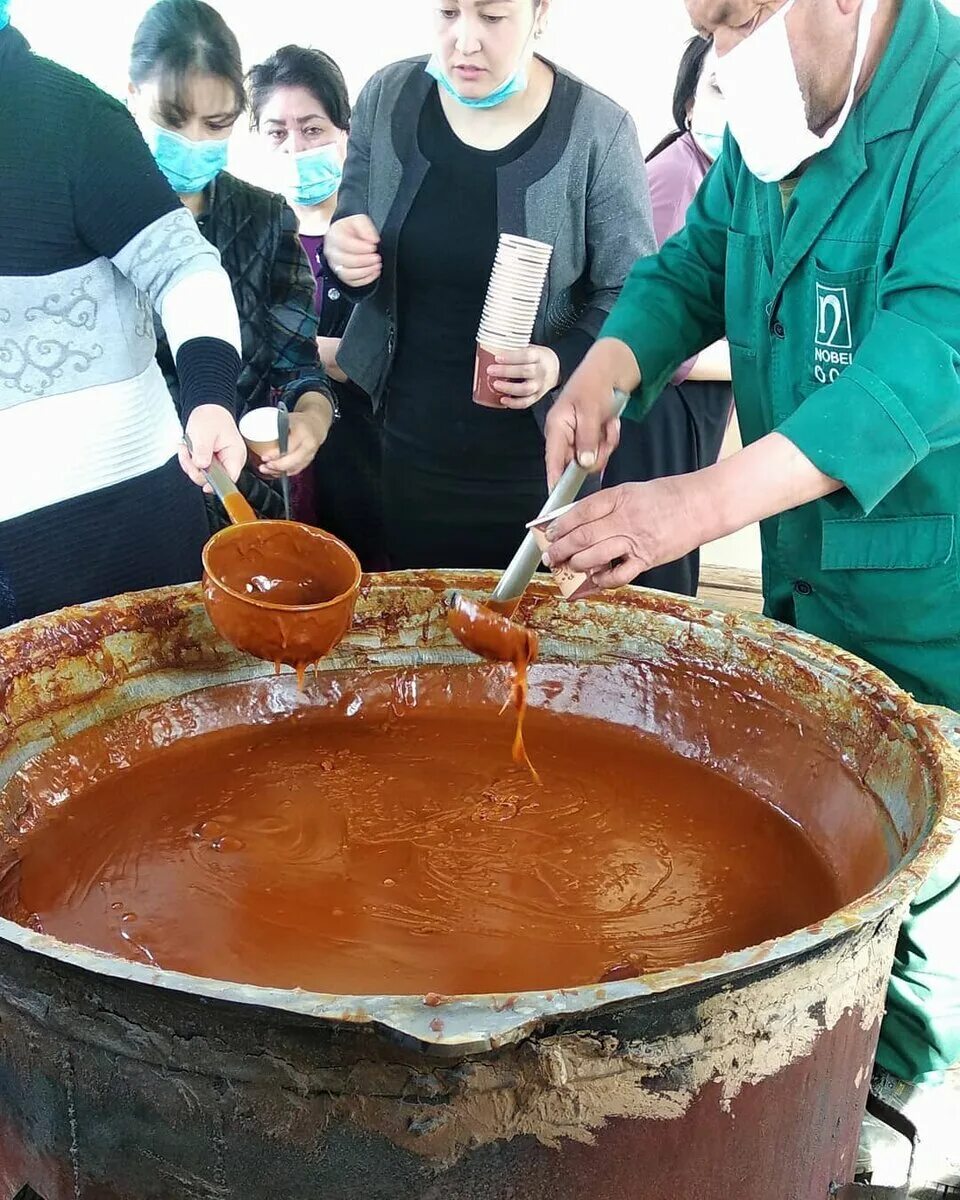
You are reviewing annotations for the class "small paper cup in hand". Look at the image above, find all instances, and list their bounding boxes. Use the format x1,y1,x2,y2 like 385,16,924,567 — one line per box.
473,342,511,408
473,340,537,408
528,505,600,600
239,407,281,464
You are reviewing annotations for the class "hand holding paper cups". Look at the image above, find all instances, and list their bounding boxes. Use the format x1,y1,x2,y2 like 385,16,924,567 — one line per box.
485,345,561,409
474,234,554,409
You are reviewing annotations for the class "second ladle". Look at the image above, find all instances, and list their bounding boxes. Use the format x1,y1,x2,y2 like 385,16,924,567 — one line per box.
183,436,361,673
448,388,630,661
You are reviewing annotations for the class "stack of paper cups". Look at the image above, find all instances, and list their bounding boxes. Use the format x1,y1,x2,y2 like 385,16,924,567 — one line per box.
474,234,554,408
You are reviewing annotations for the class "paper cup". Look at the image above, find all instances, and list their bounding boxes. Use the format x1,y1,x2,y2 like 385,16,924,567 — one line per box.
477,329,531,351
487,282,545,303
239,407,281,462
479,316,536,339
496,257,551,278
480,295,540,320
501,258,551,276
473,343,509,408
481,299,539,325
499,234,554,256
528,506,599,600
473,342,536,408
485,291,542,310
489,265,544,282
479,307,535,332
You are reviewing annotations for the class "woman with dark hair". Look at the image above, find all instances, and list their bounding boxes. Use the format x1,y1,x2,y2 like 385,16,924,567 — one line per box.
599,35,733,596
648,35,717,161
0,5,245,624
128,0,337,531
249,45,385,569
324,0,655,571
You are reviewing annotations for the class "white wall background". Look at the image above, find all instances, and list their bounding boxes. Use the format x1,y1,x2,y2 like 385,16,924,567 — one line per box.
9,0,698,183
11,0,960,181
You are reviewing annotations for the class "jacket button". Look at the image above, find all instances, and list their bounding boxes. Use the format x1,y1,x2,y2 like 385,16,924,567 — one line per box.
794,580,813,596
773,321,786,339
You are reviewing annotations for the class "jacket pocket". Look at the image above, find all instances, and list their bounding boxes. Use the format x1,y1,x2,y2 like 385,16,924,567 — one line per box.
809,261,877,387
725,230,762,355
820,515,958,643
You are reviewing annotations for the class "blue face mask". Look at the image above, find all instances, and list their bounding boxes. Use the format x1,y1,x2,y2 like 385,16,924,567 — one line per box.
142,119,229,195
425,54,531,110
280,143,343,208
0,0,10,30
691,126,726,163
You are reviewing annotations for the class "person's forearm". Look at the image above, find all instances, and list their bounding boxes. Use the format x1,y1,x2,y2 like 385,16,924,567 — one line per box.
688,431,842,544
685,338,732,383
590,337,644,393
317,337,348,383
294,390,335,430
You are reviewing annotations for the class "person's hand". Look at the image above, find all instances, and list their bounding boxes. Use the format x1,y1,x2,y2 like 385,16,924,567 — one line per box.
325,215,382,288
317,336,348,384
259,395,334,478
485,345,560,409
179,404,246,489
545,338,642,488
541,477,713,591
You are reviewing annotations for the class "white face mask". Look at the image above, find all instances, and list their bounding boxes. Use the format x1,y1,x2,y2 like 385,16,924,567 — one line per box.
714,0,880,184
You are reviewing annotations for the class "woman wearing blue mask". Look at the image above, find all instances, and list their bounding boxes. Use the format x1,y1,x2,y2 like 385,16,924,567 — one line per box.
325,0,655,571
599,37,735,597
128,0,337,532
248,46,386,569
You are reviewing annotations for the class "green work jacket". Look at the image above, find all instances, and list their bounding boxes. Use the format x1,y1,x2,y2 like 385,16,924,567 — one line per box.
605,0,960,707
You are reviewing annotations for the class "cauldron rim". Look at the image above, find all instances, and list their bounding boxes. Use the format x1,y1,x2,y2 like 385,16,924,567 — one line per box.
0,572,956,1055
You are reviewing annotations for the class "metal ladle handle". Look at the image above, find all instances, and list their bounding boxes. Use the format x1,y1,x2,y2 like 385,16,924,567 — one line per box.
491,388,630,605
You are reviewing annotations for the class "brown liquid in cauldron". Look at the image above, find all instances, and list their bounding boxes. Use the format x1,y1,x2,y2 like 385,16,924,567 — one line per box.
2,669,845,996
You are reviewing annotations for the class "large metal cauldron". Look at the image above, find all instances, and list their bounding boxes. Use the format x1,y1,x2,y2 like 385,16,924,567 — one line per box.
0,572,957,1200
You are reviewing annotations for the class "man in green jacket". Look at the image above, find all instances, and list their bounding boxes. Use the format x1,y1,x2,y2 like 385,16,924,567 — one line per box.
544,0,960,1190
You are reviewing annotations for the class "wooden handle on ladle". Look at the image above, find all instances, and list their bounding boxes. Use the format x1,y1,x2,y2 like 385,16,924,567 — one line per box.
183,435,257,525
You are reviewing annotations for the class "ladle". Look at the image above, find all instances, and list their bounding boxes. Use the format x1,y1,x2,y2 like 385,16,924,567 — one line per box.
182,437,362,673
449,389,630,659
277,400,291,521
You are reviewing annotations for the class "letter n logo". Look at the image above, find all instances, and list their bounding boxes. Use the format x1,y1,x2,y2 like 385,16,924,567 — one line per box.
815,284,852,349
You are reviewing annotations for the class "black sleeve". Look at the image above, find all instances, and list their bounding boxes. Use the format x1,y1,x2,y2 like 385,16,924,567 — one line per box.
330,72,382,305
72,91,181,260
176,337,242,423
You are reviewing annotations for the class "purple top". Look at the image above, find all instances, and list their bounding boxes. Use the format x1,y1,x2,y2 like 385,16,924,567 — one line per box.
299,232,326,323
647,131,713,385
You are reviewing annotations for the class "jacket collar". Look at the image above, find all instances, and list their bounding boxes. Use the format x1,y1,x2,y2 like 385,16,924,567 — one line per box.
759,0,940,301
862,0,940,143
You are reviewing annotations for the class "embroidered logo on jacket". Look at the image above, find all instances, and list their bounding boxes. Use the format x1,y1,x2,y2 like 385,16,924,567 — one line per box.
814,283,854,383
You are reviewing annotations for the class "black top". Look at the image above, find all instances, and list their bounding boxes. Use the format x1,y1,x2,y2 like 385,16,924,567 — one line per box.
384,86,550,479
